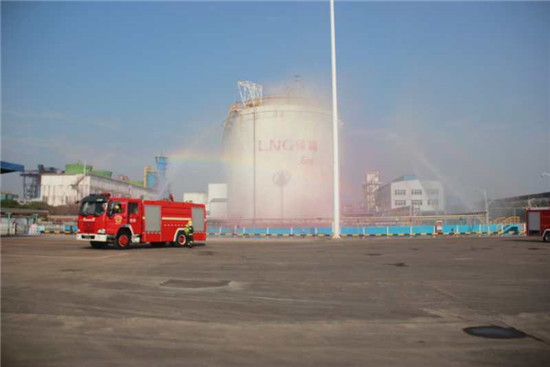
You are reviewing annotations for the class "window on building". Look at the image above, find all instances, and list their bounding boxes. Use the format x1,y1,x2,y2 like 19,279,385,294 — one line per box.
411,189,422,195
394,189,406,196
427,189,439,196
394,200,407,206
428,199,439,206
411,200,423,206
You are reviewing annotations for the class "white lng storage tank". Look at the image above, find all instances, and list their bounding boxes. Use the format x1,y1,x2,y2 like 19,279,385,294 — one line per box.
222,81,333,221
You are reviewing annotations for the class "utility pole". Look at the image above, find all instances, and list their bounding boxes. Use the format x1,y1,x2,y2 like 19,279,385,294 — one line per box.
330,0,341,239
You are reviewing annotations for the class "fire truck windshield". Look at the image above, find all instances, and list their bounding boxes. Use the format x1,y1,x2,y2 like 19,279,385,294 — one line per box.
79,200,107,216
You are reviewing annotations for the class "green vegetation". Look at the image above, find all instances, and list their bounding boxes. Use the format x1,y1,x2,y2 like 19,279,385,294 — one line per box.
0,199,20,208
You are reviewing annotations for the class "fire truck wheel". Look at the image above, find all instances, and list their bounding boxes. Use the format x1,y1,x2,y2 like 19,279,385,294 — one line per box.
114,230,131,249
544,232,550,242
175,231,188,247
90,241,105,249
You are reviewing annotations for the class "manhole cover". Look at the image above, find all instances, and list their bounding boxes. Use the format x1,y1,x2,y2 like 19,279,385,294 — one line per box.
385,262,407,267
463,326,527,339
160,279,230,289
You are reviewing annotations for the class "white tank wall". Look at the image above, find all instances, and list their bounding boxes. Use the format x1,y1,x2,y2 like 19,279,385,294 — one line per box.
208,183,227,201
209,201,228,220
223,98,333,220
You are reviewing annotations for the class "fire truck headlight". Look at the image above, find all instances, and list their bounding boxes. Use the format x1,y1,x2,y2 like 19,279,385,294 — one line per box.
97,229,106,234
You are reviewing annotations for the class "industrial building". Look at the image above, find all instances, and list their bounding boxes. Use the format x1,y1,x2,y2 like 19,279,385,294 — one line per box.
183,183,228,220
41,172,156,207
35,159,168,207
183,192,208,205
374,175,445,215
487,191,550,221
223,81,333,221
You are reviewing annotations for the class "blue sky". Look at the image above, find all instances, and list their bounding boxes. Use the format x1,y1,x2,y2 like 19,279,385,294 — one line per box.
2,1,549,205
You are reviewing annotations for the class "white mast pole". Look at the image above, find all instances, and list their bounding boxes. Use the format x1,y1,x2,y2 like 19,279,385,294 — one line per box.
330,0,341,239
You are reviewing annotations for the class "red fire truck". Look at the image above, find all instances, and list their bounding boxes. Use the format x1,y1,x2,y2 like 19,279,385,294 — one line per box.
76,193,207,249
526,208,550,242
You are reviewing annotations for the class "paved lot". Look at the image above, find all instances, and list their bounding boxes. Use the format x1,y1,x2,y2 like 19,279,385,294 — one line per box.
2,235,550,366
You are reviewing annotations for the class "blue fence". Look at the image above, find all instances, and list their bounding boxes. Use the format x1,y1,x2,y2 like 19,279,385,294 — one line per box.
208,223,522,237
38,223,523,237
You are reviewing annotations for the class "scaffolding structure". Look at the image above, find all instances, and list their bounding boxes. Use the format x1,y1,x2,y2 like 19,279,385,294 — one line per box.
237,81,263,108
21,165,59,200
362,171,381,213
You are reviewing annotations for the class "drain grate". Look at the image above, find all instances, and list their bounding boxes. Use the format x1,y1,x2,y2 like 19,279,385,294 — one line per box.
463,326,527,339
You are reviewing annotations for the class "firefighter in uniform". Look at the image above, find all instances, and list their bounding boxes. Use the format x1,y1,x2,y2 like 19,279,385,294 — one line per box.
184,220,194,244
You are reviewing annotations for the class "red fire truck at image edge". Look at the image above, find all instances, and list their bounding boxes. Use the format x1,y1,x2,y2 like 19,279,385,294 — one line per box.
76,193,207,249
526,207,550,242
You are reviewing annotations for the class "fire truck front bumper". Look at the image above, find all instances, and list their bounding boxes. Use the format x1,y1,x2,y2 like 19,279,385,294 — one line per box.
76,234,112,242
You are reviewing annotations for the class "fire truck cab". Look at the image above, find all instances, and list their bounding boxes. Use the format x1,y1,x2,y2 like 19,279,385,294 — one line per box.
76,193,207,249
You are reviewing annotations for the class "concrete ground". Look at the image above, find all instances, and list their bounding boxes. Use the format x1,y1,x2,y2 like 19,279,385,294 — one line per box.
2,235,550,367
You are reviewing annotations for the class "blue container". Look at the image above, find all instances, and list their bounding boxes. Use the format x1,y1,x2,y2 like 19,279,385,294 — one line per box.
146,172,158,188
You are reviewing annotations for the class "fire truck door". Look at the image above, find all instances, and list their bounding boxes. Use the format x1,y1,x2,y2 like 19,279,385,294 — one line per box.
128,202,142,234
106,201,127,234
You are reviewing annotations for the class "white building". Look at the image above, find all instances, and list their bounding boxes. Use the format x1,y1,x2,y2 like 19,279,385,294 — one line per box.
41,174,157,206
375,175,445,215
183,192,208,205
208,183,227,220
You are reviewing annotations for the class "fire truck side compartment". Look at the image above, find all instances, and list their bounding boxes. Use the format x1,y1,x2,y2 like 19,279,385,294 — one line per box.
145,205,161,232
192,207,205,232
528,211,541,233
